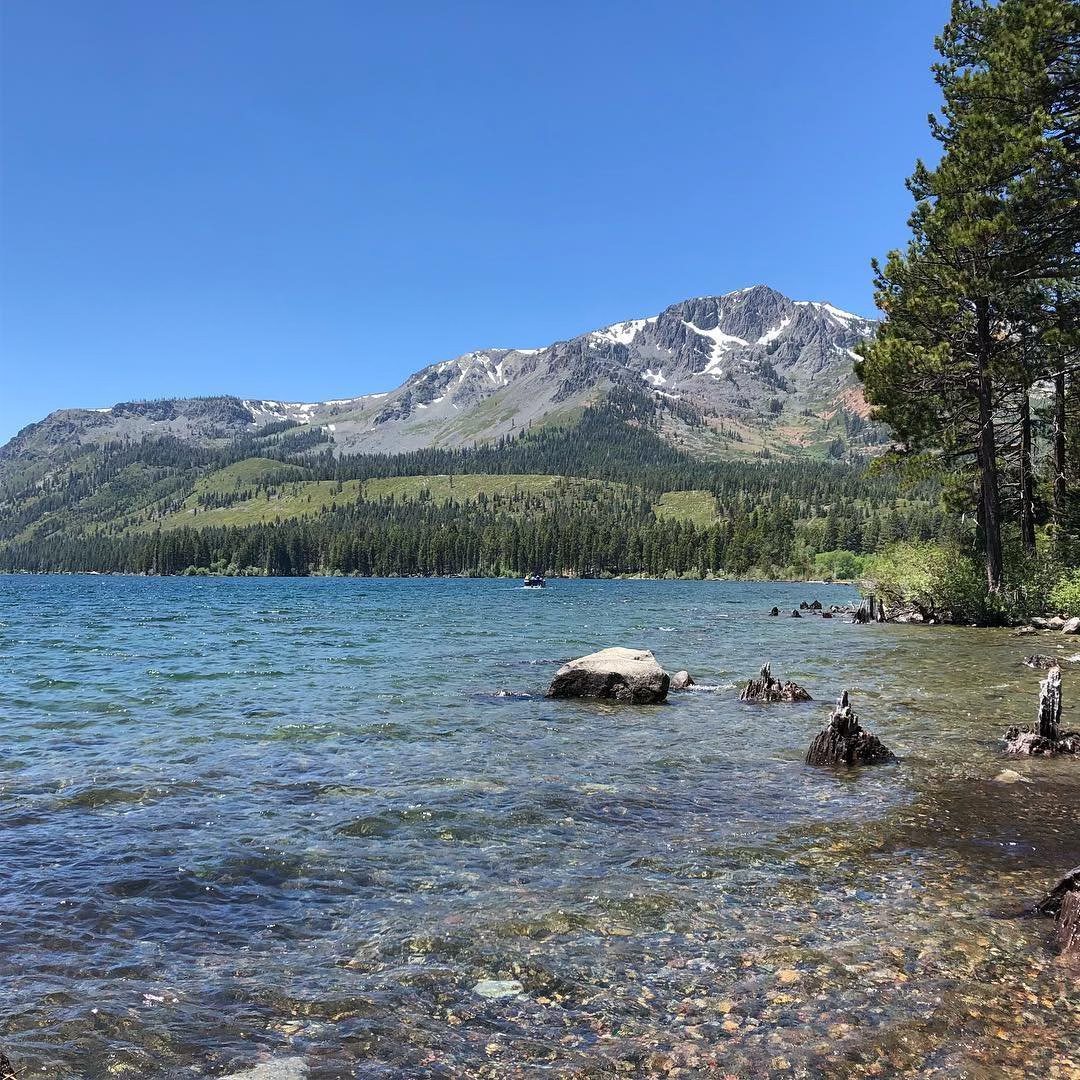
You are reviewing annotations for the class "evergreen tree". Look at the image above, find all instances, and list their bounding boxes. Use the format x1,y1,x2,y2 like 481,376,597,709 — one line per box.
857,0,1080,594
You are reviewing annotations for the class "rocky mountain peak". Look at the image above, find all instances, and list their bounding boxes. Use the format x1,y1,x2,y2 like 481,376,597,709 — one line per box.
1,286,882,476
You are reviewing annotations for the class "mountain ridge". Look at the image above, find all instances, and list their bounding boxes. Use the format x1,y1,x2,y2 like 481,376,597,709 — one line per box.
1,286,884,495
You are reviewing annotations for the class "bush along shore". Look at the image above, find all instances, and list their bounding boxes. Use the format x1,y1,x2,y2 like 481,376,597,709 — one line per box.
849,540,1080,629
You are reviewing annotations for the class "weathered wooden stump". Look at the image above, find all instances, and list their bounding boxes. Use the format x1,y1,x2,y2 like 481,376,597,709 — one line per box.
1035,866,1080,958
853,594,886,624
1003,666,1080,755
739,663,812,703
805,691,896,766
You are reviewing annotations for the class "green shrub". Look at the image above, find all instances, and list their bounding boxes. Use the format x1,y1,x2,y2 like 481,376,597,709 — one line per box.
863,541,987,622
1001,545,1064,621
1050,568,1080,617
814,549,866,581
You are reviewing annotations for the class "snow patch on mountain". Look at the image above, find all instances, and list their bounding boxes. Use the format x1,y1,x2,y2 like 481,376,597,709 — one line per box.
591,316,657,346
757,317,792,345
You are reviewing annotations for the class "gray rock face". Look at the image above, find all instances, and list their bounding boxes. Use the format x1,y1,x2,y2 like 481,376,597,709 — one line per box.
548,648,670,704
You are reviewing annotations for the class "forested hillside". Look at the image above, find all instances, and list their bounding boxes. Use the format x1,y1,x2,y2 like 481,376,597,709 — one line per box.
0,387,946,579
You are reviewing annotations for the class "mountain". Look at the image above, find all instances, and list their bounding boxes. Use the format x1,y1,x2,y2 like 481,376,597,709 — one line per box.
0,283,927,580
1,286,883,490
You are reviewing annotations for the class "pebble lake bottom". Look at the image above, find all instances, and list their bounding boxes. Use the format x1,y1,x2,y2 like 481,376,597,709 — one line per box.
0,575,1077,1079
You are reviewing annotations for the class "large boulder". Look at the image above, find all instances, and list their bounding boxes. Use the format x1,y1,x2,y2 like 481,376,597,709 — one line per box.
1063,617,1080,635
548,648,670,704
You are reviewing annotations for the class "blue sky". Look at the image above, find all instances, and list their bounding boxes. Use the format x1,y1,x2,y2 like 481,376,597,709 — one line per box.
0,0,945,444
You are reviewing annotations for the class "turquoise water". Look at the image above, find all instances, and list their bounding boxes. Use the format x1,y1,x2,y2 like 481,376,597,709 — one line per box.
0,576,1077,1078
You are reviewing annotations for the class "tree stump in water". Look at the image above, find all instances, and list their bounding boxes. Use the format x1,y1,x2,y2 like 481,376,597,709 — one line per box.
805,691,896,766
1035,866,1080,958
1003,666,1080,755
739,663,812,703
853,594,886,624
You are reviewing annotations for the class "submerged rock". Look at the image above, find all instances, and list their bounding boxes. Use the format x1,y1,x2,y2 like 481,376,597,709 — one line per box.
805,691,896,766
669,670,695,691
473,978,525,999
790,609,801,618
0,1048,17,1080
548,647,669,704
992,768,1031,784
220,1059,309,1080
739,662,812,703
809,599,823,611
768,606,780,616
1023,655,1061,670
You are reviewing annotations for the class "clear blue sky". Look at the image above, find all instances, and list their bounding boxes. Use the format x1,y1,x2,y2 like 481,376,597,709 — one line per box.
0,0,946,444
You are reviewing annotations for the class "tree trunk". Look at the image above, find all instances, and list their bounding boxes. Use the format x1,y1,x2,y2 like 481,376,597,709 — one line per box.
1053,368,1067,527
1020,391,1036,554
975,299,1003,593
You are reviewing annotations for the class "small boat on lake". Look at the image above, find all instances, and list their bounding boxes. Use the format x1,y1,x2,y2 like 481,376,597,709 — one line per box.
523,574,546,589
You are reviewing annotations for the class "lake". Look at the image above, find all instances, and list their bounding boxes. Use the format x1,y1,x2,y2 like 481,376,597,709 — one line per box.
0,576,1077,1078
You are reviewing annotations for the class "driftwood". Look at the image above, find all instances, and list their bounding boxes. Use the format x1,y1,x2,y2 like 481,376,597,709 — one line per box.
1003,666,1080,755
1035,866,1080,958
739,663,812,703
805,691,896,766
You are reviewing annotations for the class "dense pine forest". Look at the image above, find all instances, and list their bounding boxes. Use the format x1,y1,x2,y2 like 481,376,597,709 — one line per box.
0,388,948,579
